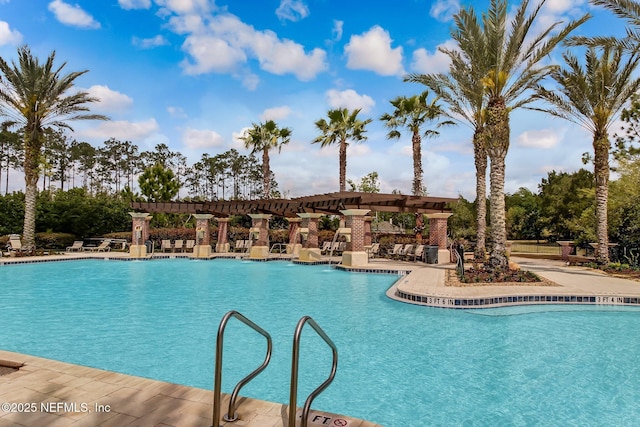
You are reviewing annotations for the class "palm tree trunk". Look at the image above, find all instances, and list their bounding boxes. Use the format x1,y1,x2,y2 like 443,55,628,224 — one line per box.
593,133,609,264
473,126,487,260
485,97,509,270
412,131,423,196
339,139,347,192
263,147,270,199
23,133,40,250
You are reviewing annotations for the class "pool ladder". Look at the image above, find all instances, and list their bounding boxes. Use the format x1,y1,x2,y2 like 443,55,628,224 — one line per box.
212,310,338,427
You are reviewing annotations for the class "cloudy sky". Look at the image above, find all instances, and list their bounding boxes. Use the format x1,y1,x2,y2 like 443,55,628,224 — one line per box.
0,0,628,199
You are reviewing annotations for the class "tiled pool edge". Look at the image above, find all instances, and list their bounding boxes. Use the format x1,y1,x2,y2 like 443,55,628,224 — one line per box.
393,288,640,309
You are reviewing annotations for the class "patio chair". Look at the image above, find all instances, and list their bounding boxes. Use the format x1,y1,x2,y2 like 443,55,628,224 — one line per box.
406,244,424,262
174,240,184,253
185,240,195,252
386,244,403,259
6,235,30,256
400,244,415,259
161,240,172,253
86,240,111,252
66,241,84,252
320,241,332,255
234,240,245,252
366,242,380,259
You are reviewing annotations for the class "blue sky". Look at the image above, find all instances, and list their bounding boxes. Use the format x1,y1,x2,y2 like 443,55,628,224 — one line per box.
0,0,629,199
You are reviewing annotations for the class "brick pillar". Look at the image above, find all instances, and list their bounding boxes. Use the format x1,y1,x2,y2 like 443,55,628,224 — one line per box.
249,214,271,247
427,213,452,249
193,214,213,258
287,217,302,244
364,216,372,247
340,209,370,266
557,241,575,261
216,217,230,253
298,213,322,249
129,212,151,258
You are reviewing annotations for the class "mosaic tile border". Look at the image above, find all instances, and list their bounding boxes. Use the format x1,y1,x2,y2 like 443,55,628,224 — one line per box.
395,290,640,309
335,265,410,275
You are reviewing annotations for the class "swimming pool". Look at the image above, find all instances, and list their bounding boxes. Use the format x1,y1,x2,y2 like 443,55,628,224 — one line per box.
1,259,639,426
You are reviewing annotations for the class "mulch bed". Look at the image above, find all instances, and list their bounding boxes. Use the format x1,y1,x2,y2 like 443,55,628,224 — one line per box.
445,269,559,287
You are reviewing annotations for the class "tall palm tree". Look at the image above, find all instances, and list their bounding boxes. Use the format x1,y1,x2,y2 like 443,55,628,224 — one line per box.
0,46,108,249
313,108,372,192
380,92,454,196
535,46,640,264
456,0,588,269
406,8,490,259
239,119,291,199
569,0,640,50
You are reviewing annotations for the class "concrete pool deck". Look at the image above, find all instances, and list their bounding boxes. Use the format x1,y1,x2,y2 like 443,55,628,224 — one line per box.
2,252,640,426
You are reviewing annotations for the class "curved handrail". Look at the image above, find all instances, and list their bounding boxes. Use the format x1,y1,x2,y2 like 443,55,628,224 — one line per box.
212,310,272,426
289,316,338,427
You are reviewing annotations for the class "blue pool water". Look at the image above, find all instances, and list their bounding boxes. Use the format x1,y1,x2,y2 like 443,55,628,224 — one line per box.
1,259,640,426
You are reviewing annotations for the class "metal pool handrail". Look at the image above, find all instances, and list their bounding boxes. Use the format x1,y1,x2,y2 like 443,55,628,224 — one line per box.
212,310,272,427
289,316,338,427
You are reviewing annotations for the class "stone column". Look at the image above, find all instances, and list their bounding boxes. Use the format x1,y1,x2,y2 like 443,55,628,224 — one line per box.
193,214,213,258
129,212,151,258
340,209,370,267
286,217,302,256
427,213,453,265
297,213,323,262
248,214,271,259
215,217,230,253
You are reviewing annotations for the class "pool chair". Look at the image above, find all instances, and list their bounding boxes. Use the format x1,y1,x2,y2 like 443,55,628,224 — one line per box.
400,244,415,259
234,240,245,252
406,244,424,262
320,241,332,255
66,241,85,252
86,240,111,252
161,240,172,252
386,244,403,259
174,240,184,252
185,240,195,252
6,235,30,256
366,242,380,259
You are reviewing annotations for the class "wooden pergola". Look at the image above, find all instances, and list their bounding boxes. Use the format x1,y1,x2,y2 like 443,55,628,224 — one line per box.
130,191,457,217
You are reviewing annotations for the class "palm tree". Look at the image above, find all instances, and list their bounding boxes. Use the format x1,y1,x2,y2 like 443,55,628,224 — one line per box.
569,0,640,50
406,9,490,259
313,108,372,192
239,120,291,199
0,46,108,249
535,46,640,264
453,0,588,269
380,92,454,196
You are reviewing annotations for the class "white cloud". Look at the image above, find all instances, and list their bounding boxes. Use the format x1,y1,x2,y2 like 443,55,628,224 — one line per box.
232,127,251,149
332,20,343,42
0,21,22,45
275,0,309,22
133,35,169,49
516,128,562,149
242,73,260,90
83,85,133,112
118,0,151,10
183,127,224,149
155,0,212,15
344,26,404,76
543,0,585,14
179,14,327,81
167,106,187,118
430,0,460,22
261,106,292,121
326,89,375,113
78,119,159,140
411,40,456,74
48,0,100,29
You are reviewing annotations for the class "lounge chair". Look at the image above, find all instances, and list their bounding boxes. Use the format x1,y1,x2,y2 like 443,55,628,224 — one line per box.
387,244,403,259
234,240,245,252
185,240,195,252
366,243,380,259
400,244,415,259
406,244,424,262
87,240,111,252
320,241,332,255
66,241,84,252
161,240,172,253
174,240,184,253
6,235,30,256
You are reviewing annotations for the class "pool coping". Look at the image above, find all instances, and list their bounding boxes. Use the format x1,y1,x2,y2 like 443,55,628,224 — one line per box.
0,350,382,427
